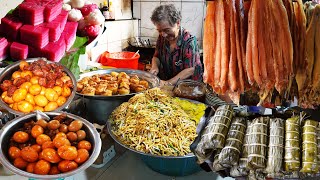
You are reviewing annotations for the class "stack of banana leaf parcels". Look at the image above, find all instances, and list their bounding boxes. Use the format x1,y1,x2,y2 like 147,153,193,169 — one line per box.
191,105,320,180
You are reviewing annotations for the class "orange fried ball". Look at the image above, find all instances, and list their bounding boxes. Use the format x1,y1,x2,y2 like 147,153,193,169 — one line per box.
21,146,38,163
34,95,48,107
35,119,48,129
77,140,92,151
66,132,77,142
68,120,83,132
55,132,67,139
34,160,51,175
31,125,44,138
56,96,67,106
57,145,78,160
14,157,28,170
48,120,60,130
26,162,36,173
12,88,27,102
76,130,86,141
13,131,29,143
36,134,51,145
17,101,33,113
59,124,68,133
31,144,42,153
53,137,70,149
41,148,61,163
19,61,29,71
8,146,21,159
44,102,58,111
29,84,42,96
45,88,59,102
58,160,78,173
49,166,60,175
74,149,89,164
42,141,55,149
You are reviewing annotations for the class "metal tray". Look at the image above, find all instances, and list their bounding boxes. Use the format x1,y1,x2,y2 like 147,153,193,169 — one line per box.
0,59,77,116
76,68,160,100
0,111,101,179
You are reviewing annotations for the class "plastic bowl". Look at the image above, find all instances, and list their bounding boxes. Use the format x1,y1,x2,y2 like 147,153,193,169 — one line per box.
0,111,101,179
99,51,140,69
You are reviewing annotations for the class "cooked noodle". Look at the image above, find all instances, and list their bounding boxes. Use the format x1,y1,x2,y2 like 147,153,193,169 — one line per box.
110,88,197,156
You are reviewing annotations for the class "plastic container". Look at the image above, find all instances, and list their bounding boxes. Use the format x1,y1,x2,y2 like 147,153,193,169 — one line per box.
173,80,206,103
99,51,139,69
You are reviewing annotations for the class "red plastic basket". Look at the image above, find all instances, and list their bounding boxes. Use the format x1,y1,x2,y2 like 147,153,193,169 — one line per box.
99,51,140,69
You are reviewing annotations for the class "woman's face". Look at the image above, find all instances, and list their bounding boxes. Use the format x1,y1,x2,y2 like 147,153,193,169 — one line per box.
155,21,180,42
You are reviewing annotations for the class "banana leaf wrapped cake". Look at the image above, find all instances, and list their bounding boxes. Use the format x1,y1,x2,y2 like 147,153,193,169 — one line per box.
219,117,247,167
265,118,284,177
212,149,225,171
230,120,252,177
284,116,301,172
301,120,318,173
248,117,269,170
317,122,320,171
195,105,234,163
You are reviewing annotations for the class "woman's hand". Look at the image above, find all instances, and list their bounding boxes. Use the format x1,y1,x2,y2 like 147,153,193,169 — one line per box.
160,80,171,87
149,65,159,75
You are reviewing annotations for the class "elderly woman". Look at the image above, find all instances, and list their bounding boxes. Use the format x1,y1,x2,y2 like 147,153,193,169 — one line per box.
149,4,203,86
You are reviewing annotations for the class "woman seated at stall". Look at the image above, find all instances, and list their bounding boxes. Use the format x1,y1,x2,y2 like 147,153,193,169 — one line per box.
149,4,203,86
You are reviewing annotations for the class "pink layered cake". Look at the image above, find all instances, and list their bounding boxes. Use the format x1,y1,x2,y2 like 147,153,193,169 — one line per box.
19,2,45,25
42,35,66,62
20,25,49,48
10,42,28,60
1,15,23,41
44,0,63,22
63,22,78,50
0,38,10,60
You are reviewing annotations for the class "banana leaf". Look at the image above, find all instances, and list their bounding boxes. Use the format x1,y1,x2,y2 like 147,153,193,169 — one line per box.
212,149,225,171
219,117,246,167
317,122,320,172
230,120,252,177
284,116,300,172
301,120,318,173
195,105,234,163
265,118,284,178
248,117,269,170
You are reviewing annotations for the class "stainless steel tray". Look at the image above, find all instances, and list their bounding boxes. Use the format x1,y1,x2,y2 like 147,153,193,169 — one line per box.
76,68,160,100
0,59,77,116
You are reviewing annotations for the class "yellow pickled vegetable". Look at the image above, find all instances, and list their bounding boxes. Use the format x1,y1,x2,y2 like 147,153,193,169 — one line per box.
173,98,206,124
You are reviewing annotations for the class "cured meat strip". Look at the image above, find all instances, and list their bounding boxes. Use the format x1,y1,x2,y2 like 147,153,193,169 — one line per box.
229,0,238,92
250,0,262,87
214,0,223,93
245,1,254,85
269,0,285,93
220,0,231,94
312,7,320,94
203,1,216,88
235,0,245,92
257,0,267,86
241,0,251,89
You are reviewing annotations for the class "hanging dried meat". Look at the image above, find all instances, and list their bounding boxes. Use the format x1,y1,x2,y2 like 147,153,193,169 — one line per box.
301,120,318,173
284,116,300,172
218,117,246,167
194,105,233,163
265,118,284,178
247,117,269,170
230,120,252,177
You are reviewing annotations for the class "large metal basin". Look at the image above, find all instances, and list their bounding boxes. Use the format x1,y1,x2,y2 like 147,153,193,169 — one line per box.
77,69,160,125
0,59,77,116
0,111,101,179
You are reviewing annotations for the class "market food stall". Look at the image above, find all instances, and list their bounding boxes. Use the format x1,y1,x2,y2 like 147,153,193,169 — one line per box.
0,0,320,179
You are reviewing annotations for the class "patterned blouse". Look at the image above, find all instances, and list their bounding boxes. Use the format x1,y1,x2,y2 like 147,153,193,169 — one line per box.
153,27,203,81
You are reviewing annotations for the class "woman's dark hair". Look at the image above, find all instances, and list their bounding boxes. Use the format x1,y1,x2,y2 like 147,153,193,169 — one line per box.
151,4,182,26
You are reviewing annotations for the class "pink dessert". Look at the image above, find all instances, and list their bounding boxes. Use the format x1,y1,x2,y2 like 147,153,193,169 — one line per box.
44,0,63,22
20,25,49,48
1,15,23,41
10,42,28,60
19,2,45,25
0,38,10,60
42,35,66,62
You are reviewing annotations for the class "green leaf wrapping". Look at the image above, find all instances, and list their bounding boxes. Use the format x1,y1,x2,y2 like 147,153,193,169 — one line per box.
265,118,284,177
230,120,252,177
317,122,320,172
212,149,225,171
300,120,318,173
195,105,234,163
284,116,300,172
248,117,269,170
218,117,247,167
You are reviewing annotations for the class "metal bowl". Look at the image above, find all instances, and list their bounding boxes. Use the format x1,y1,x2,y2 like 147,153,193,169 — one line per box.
0,111,101,179
76,69,160,125
106,104,201,176
0,59,77,116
